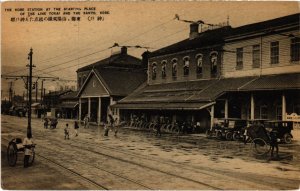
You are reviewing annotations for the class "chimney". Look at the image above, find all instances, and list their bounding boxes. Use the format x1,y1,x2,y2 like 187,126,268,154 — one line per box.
189,23,199,40
142,51,150,69
121,46,127,55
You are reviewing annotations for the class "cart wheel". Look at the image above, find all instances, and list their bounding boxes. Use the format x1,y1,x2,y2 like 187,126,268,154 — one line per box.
283,133,292,144
7,142,18,167
251,138,271,156
225,132,233,141
232,132,240,141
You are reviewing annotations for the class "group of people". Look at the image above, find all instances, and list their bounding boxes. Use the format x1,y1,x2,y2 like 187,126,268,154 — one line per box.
63,114,119,139
104,114,119,137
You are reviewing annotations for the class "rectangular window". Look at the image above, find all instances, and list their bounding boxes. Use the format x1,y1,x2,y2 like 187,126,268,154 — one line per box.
252,45,260,68
236,48,243,70
291,37,300,61
270,41,279,64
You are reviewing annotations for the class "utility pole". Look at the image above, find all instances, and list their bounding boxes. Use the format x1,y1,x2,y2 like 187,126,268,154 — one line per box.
35,81,38,102
8,81,13,103
26,48,35,138
40,80,44,104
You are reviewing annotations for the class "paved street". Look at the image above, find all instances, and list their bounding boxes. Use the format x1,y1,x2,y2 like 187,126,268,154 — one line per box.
1,115,300,190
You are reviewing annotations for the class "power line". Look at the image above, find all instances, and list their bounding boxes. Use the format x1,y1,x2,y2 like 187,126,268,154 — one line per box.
33,47,110,75
33,14,181,66
145,26,189,46
3,13,185,76
121,18,174,44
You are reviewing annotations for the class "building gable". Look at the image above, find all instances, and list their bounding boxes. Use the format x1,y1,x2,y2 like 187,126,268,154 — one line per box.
80,72,109,97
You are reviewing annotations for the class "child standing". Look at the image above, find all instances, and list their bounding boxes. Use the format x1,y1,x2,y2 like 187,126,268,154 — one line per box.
64,123,70,140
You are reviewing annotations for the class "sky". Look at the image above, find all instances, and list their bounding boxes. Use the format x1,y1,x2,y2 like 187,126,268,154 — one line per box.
1,1,299,99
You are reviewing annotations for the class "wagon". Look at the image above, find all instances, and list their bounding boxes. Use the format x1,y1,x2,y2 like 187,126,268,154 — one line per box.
7,138,36,167
264,120,293,144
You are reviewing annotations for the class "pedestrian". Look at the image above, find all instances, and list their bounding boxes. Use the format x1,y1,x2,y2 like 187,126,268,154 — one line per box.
156,117,162,137
108,114,114,127
114,117,119,137
84,115,90,128
270,129,279,158
43,118,48,129
23,132,34,168
64,123,70,140
104,120,109,136
74,121,79,137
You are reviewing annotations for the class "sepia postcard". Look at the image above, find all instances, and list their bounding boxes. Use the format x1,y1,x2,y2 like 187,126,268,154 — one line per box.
1,1,300,190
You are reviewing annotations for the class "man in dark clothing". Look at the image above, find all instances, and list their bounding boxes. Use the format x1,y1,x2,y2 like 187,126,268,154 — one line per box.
74,121,79,136
270,130,279,158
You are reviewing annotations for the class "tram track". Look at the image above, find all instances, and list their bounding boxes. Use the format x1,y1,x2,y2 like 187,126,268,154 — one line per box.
2,137,109,190
2,122,222,190
2,118,299,190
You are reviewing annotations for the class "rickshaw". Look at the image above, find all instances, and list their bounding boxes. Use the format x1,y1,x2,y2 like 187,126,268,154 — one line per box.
49,117,58,129
246,121,273,155
7,138,36,167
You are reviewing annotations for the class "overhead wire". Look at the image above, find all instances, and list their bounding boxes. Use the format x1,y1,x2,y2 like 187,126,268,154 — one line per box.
3,13,181,77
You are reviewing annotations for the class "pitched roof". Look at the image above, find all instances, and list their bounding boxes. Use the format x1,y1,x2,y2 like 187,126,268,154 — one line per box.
60,91,79,99
119,79,218,104
77,67,147,97
116,73,300,109
226,13,299,40
149,26,232,57
44,90,72,97
97,67,147,96
77,52,143,72
238,73,300,91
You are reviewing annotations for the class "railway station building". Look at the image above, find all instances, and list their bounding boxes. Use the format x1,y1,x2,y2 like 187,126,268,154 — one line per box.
113,13,300,131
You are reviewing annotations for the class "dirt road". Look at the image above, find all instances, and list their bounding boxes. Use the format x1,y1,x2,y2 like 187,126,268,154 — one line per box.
1,115,300,189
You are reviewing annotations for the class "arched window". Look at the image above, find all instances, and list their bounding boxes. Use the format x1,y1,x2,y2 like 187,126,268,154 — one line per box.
171,59,177,78
210,52,218,76
161,61,167,79
152,63,157,80
183,56,190,76
195,54,203,75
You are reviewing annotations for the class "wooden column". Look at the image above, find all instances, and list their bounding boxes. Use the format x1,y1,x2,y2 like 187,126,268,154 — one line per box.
98,97,102,124
225,99,228,119
210,105,215,129
79,98,82,121
88,97,91,119
251,93,255,120
282,93,286,120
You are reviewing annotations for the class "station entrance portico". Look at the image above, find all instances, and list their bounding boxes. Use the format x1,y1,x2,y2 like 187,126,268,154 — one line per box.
79,96,110,124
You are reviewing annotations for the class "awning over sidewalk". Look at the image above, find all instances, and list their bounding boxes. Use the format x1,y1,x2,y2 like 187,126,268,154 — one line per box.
60,102,78,109
112,101,214,110
114,73,300,110
238,73,300,91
